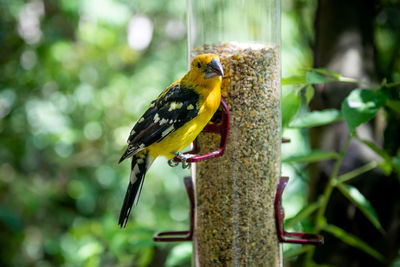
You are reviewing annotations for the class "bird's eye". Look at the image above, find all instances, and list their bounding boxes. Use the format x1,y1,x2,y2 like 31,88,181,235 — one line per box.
197,62,201,68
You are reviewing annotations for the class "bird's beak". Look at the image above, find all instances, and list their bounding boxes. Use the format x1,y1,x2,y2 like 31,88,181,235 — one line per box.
204,58,224,79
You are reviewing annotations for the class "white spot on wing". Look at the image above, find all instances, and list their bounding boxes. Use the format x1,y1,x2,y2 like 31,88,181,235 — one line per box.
161,125,174,137
130,170,137,184
187,104,194,110
153,113,160,123
160,118,168,125
134,176,145,205
168,102,183,111
133,164,140,175
138,117,144,123
168,102,176,111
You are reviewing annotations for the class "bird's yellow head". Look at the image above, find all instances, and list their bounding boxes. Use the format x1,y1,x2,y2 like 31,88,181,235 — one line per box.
183,54,224,88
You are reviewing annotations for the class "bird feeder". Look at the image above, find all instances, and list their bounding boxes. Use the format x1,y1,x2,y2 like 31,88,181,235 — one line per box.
153,0,323,265
188,0,282,266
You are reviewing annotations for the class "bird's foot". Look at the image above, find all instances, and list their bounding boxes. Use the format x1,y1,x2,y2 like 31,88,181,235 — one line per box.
168,158,179,167
170,152,191,169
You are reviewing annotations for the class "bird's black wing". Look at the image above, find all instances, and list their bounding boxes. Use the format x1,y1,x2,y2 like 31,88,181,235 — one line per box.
119,83,199,163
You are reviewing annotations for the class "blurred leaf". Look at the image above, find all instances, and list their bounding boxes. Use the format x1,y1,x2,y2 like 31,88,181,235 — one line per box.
289,109,342,128
336,183,384,234
285,198,323,228
306,71,329,84
283,68,345,85
304,85,315,104
307,68,360,84
386,100,400,114
0,207,22,231
393,158,400,176
356,137,400,174
391,253,400,267
337,161,378,184
341,89,388,133
282,75,307,85
77,241,104,261
283,150,339,164
378,162,393,176
282,88,301,128
358,138,391,162
310,68,341,79
323,224,385,262
284,246,310,259
385,81,400,88
137,248,154,267
166,243,192,267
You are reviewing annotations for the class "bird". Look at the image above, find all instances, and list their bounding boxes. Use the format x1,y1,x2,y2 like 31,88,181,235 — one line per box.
118,54,224,227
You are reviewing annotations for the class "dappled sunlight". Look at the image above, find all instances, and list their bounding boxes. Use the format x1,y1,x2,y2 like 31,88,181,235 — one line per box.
128,14,154,51
1,0,190,265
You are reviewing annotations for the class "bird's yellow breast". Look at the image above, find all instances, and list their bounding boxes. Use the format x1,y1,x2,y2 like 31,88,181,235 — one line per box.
148,81,221,159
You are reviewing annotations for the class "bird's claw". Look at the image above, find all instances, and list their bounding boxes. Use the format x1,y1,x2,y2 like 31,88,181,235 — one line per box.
181,160,190,169
170,152,192,169
168,159,179,167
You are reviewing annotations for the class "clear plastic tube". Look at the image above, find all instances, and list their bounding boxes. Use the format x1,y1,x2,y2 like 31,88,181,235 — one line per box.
187,0,281,266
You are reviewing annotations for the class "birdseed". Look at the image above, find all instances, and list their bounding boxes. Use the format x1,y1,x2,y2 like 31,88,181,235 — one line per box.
192,42,281,266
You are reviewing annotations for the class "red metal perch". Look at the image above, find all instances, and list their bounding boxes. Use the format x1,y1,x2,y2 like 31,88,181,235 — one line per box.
275,176,324,245
157,98,231,242
158,125,300,242
153,177,194,242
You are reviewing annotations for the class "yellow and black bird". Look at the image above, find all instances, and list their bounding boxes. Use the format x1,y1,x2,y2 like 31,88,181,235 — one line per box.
118,54,224,227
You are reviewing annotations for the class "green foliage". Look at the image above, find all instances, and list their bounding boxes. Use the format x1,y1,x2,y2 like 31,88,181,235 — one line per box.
386,100,400,114
336,183,384,234
323,224,385,262
289,109,342,128
282,87,301,128
282,75,307,85
284,198,323,229
356,136,400,175
283,150,339,164
281,67,399,265
0,0,192,266
306,71,329,84
165,243,192,267
341,89,388,133
283,68,359,86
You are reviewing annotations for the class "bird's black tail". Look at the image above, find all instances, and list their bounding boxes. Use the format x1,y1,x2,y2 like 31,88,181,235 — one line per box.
118,151,153,228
